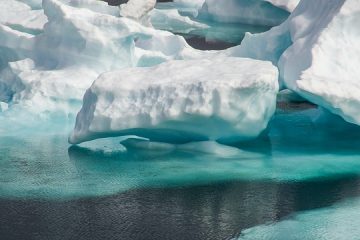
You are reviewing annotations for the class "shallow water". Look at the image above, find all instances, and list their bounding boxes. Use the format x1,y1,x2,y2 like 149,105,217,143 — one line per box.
1,108,360,239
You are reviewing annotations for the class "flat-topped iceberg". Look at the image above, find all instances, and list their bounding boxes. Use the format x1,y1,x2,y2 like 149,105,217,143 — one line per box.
69,57,279,144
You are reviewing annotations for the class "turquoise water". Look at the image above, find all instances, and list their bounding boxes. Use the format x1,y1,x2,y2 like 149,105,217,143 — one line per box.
2,107,360,239
1,107,360,200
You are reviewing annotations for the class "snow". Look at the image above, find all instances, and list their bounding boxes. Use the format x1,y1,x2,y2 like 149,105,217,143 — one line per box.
69,57,279,144
1,0,359,143
119,0,156,25
0,0,203,134
265,0,300,12
0,0,47,35
229,0,360,126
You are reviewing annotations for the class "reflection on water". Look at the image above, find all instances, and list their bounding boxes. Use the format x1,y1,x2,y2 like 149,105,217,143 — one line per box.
238,196,360,240
1,108,360,239
2,175,360,240
1,108,360,199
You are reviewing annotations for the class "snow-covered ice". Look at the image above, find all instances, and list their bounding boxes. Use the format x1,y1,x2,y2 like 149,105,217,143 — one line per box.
120,0,156,25
0,0,204,134
69,57,279,144
230,0,360,126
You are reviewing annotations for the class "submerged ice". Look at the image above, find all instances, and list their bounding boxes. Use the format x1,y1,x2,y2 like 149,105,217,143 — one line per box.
238,197,360,240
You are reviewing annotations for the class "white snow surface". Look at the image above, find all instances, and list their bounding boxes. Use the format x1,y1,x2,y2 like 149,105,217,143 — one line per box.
69,57,279,144
0,0,205,134
120,0,156,24
0,0,47,34
229,0,360,125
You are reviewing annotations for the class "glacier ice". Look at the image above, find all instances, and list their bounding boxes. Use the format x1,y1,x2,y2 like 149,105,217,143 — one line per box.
0,0,205,134
0,0,47,35
229,0,360,126
197,0,291,26
1,0,359,146
150,8,209,34
119,0,156,25
69,57,279,144
265,0,300,12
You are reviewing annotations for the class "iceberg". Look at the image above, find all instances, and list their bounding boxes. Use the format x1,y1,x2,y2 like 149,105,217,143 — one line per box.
265,0,300,12
119,0,156,25
197,0,291,26
69,57,279,144
0,0,204,134
150,8,209,34
230,0,360,126
0,0,47,35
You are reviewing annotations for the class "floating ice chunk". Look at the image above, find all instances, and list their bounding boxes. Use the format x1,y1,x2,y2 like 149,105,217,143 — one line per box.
0,24,34,70
229,0,360,126
120,0,156,25
0,102,8,112
265,0,300,12
198,0,290,26
150,8,209,34
279,0,360,125
0,0,47,35
69,57,279,144
0,0,206,133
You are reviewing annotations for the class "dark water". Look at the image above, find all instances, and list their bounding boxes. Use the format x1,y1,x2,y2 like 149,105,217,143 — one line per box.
2,175,360,240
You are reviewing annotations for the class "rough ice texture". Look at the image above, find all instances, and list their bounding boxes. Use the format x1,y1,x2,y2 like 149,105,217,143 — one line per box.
229,0,360,126
198,0,291,26
150,8,209,34
265,0,300,12
0,0,204,134
0,0,47,35
119,0,156,24
69,57,279,144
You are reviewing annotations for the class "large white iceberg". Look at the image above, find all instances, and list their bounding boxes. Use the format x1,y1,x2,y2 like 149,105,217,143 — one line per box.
230,0,360,126
69,57,279,144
